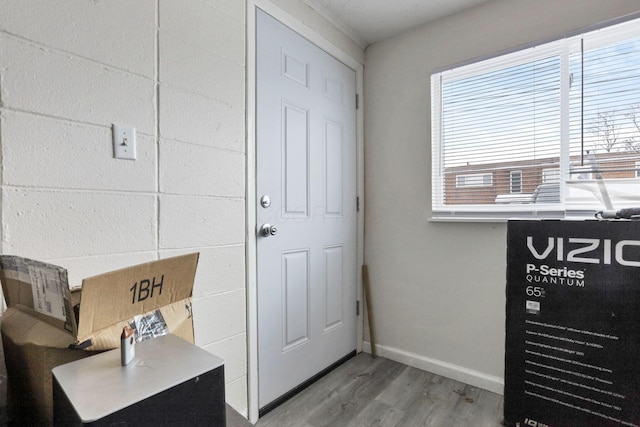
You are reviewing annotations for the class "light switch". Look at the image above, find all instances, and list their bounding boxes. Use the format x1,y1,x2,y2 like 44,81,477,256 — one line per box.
112,124,137,160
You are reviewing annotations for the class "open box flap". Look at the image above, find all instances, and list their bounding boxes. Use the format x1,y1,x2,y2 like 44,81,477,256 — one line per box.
76,253,198,345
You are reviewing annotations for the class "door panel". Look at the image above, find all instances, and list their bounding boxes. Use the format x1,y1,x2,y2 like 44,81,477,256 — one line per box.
282,103,309,217
324,246,344,330
325,119,344,215
256,9,357,410
282,249,310,350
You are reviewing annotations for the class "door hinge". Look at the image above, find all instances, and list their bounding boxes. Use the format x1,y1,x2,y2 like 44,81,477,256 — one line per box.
356,94,359,109
356,300,360,316
357,196,360,212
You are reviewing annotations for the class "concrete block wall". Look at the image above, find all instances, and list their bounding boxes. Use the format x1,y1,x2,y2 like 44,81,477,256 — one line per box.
0,0,247,414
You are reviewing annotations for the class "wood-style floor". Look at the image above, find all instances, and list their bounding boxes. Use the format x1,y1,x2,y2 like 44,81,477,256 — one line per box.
0,340,504,426
255,353,504,427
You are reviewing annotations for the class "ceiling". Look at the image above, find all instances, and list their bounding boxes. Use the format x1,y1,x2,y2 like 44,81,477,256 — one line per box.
304,0,493,46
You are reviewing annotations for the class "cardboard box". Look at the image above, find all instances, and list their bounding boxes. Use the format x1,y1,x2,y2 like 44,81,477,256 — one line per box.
0,253,199,425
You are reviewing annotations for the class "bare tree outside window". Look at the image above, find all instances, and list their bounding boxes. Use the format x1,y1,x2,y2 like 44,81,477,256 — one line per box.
624,104,640,152
589,111,622,153
589,107,640,154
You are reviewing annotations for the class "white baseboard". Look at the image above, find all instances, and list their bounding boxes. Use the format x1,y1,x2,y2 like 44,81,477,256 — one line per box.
362,341,504,395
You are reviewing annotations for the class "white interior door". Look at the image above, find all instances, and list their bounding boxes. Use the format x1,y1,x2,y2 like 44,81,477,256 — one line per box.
256,9,357,411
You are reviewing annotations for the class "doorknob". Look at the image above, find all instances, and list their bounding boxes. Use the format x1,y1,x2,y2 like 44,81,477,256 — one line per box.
259,223,278,237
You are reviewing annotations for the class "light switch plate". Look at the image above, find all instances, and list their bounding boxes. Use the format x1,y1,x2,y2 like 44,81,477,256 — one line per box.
112,124,137,160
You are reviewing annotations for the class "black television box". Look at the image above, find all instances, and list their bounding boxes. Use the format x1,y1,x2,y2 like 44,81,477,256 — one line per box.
505,220,640,427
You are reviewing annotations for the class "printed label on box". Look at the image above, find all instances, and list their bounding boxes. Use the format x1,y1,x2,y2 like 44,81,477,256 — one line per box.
0,256,74,332
28,265,68,322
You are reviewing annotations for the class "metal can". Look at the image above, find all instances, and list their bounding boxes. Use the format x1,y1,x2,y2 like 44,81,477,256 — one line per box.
120,326,135,366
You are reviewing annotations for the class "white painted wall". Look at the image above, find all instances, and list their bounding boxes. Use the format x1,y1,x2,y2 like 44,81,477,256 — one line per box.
0,0,362,417
363,0,640,394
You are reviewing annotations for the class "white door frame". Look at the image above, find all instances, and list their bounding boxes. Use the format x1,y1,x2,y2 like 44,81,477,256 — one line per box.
246,0,365,422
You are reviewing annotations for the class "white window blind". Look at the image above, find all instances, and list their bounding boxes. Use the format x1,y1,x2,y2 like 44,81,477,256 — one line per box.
431,17,640,220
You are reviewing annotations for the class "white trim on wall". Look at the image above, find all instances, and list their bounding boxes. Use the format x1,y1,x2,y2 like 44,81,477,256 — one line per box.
362,341,505,395
246,0,365,422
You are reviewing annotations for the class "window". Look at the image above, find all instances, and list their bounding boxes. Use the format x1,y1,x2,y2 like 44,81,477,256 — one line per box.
456,173,492,187
510,171,522,193
542,168,560,184
431,16,640,220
